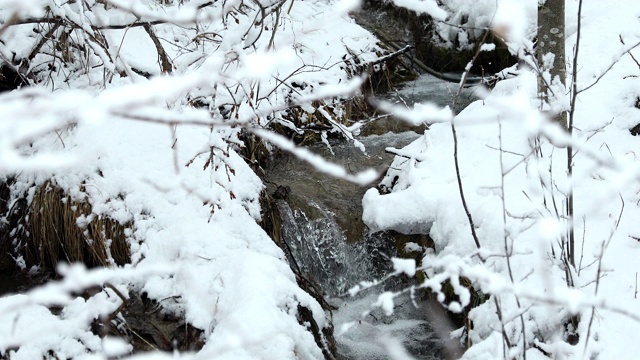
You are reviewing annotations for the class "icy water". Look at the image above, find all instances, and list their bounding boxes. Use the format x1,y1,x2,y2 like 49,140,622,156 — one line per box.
381,73,479,112
266,74,476,359
269,131,420,296
268,133,447,359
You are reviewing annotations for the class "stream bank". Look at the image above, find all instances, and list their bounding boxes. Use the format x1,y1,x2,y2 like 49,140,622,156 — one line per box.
351,0,518,76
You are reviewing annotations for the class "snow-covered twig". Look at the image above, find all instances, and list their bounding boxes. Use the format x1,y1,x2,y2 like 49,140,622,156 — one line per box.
498,119,528,358
252,128,378,185
577,38,640,94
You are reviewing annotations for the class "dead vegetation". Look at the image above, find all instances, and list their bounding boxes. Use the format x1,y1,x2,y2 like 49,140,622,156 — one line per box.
24,180,130,271
254,46,416,151
108,291,205,353
0,179,15,273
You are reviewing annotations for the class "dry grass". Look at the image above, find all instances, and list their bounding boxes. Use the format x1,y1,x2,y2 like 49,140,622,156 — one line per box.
0,179,16,272
27,180,130,271
258,189,282,248
239,131,272,176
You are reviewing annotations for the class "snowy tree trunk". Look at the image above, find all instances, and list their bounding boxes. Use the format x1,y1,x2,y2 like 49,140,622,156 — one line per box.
539,0,576,271
537,0,567,127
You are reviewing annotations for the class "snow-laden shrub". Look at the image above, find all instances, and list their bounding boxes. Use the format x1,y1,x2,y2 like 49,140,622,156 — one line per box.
0,0,387,358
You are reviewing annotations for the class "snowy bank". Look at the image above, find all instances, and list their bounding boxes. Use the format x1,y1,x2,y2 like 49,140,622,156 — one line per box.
361,0,640,358
0,0,384,358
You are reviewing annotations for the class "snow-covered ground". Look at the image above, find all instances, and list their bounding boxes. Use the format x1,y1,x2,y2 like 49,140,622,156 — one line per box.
0,0,382,359
359,0,640,358
2,0,640,359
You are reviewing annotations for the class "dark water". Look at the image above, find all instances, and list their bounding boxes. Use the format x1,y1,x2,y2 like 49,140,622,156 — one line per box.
0,273,22,295
267,132,419,297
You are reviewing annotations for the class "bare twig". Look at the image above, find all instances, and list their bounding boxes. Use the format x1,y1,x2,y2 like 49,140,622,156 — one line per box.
567,0,584,269
493,296,512,357
577,38,640,94
583,238,605,356
583,191,622,355
578,215,586,276
366,45,414,67
143,24,173,74
498,119,528,357
14,16,166,30
450,29,491,250
619,35,640,69
105,283,128,324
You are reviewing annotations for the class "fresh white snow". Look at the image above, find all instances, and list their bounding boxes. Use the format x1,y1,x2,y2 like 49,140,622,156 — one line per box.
2,0,640,359
360,0,640,358
0,0,382,359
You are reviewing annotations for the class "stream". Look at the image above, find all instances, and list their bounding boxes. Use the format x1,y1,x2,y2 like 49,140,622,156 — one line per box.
266,75,477,359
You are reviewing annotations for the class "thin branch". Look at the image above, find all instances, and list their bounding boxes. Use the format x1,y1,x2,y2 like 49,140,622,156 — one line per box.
498,119,528,357
450,29,491,250
485,144,525,157
577,38,640,94
583,237,606,356
493,296,512,355
619,35,640,69
143,23,173,74
368,45,414,67
567,0,584,269
13,16,166,30
578,215,586,276
28,22,61,61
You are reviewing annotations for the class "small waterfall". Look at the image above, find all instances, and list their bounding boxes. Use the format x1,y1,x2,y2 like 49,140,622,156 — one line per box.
277,199,395,297
266,132,421,296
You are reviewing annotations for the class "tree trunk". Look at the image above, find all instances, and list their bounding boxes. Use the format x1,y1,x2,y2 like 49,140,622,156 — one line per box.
539,1,576,271
537,0,566,127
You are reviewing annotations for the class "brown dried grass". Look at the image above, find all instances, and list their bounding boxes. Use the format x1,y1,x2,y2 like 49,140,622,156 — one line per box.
27,180,130,271
0,179,17,272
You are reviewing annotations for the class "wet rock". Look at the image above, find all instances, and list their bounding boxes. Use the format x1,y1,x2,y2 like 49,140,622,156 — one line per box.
273,185,291,201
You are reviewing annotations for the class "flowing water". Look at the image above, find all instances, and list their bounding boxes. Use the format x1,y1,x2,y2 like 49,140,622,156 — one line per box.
266,75,477,359
267,131,418,296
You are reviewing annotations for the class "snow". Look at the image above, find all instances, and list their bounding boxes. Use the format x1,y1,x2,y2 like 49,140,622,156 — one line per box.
359,0,640,358
435,0,537,52
377,101,453,125
3,0,640,358
0,0,385,359
391,258,417,277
